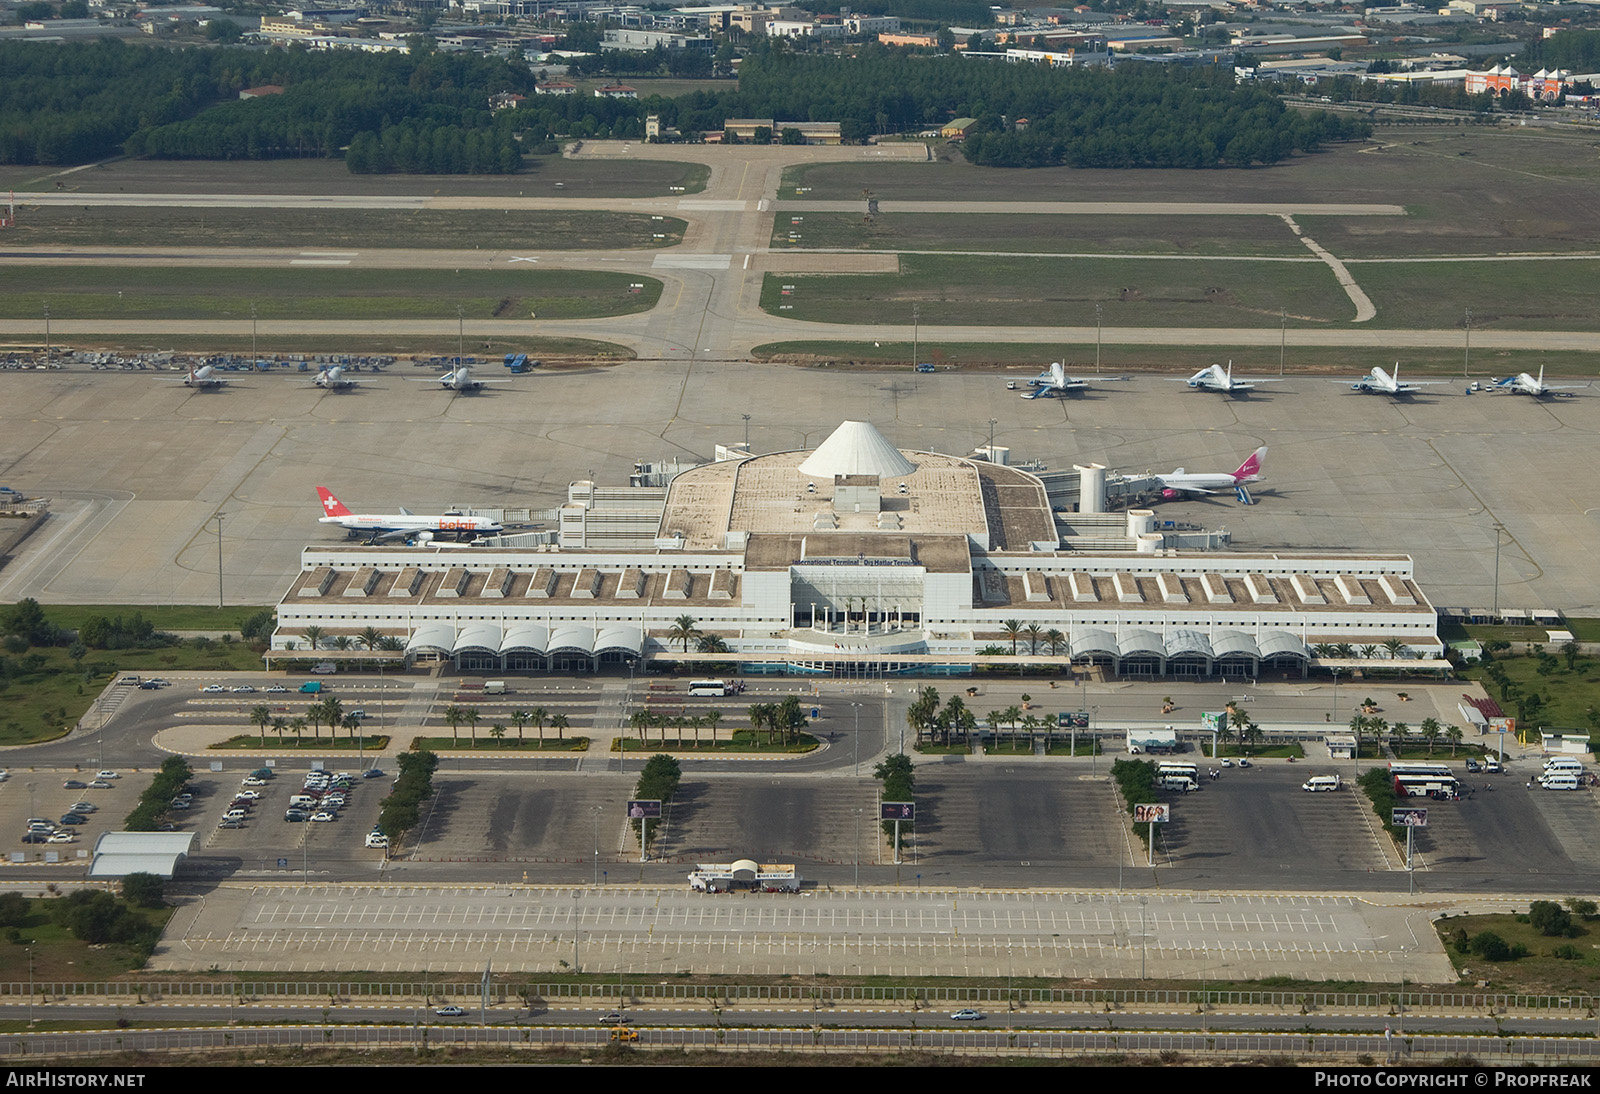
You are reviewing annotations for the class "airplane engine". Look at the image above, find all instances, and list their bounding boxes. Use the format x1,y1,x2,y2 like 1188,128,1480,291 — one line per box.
414,531,434,544
1160,489,1182,501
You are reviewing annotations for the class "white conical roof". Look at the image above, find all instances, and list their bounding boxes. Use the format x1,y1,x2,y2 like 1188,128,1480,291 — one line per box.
798,420,916,480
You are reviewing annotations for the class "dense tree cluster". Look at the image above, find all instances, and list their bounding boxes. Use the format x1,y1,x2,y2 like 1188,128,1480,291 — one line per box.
1312,73,1495,114
377,749,439,840
873,752,915,838
126,755,194,831
0,39,533,172
1523,28,1600,71
51,889,161,955
1,37,1369,173
633,753,682,847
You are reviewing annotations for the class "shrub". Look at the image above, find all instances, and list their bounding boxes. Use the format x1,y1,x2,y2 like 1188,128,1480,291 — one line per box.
1529,900,1574,937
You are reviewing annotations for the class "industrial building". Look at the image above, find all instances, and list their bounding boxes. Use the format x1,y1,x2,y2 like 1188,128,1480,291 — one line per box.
272,421,1442,678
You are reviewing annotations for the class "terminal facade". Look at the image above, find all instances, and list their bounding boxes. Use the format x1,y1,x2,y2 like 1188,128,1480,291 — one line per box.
271,421,1442,678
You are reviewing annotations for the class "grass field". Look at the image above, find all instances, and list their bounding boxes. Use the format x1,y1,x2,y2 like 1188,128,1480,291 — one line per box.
750,340,1599,374
2,268,663,322
40,605,269,634
1,154,711,199
770,212,1313,257
1436,911,1600,996
761,255,1352,327
14,334,636,359
0,644,264,747
6,208,687,252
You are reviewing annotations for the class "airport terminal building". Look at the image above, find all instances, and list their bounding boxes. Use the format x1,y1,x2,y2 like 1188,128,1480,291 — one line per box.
272,421,1442,678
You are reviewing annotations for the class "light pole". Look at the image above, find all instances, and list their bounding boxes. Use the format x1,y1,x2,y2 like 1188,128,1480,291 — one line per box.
1463,308,1472,378
43,303,49,370
1492,521,1506,620
214,513,225,608
1279,308,1287,375
457,304,465,368
853,806,862,888
851,702,862,777
742,413,751,451
912,303,919,369
591,805,602,885
251,302,258,367
1094,303,1102,374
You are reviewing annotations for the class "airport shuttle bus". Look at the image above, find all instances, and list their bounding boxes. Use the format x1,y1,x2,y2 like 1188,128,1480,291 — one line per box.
1389,762,1458,797
1157,762,1199,781
687,679,728,697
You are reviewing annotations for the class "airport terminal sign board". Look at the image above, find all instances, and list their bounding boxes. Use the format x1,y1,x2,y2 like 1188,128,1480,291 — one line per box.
1133,803,1170,824
627,800,662,819
1393,808,1429,827
881,802,914,821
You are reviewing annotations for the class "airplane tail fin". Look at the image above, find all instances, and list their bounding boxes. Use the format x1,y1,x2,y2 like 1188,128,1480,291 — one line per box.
316,487,352,517
1233,446,1267,481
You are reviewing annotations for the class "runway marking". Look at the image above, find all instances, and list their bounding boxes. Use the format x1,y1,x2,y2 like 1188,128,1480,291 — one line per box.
653,254,732,270
677,200,746,212
508,256,538,263
291,258,353,266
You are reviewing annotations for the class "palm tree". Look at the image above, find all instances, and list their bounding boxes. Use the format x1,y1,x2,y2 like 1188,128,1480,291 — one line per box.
331,635,353,651
320,695,344,739
290,716,306,746
341,712,362,743
668,614,702,653
306,701,324,741
510,708,530,745
249,704,272,747
1241,721,1265,755
1025,622,1042,655
443,704,464,745
1382,638,1406,661
271,716,287,744
1419,718,1441,756
530,705,549,748
464,706,480,748
550,713,569,744
1045,629,1066,658
490,723,506,748
301,625,324,651
1444,724,1463,756
1358,644,1379,660
1001,620,1023,656
1348,714,1368,765
704,710,721,748
1003,704,1023,751
359,626,384,651
629,709,651,747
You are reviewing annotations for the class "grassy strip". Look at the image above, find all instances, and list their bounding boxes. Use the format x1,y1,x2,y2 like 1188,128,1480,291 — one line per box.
607,731,818,754
1458,647,1600,733
752,340,1600,377
0,268,664,322
211,734,392,752
39,604,269,634
760,257,1350,328
5,208,686,252
771,212,1312,257
23,335,635,359
405,736,586,752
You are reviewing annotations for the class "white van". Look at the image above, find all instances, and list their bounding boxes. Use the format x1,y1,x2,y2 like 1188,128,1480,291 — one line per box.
1541,774,1580,791
1159,775,1198,793
1544,759,1583,774
1302,775,1342,792
483,681,506,695
288,794,318,808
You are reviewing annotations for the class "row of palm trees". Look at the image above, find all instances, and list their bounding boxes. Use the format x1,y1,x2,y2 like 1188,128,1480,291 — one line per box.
247,694,366,747
629,707,724,748
1312,640,1410,660
440,704,570,748
295,626,404,652
1346,713,1462,757
996,622,1067,657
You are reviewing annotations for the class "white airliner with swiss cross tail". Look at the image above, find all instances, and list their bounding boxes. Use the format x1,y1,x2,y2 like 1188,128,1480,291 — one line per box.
316,487,502,543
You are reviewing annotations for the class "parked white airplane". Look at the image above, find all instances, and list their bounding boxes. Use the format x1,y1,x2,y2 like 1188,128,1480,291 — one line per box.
410,364,510,393
316,487,503,543
1474,365,1587,398
180,365,229,388
1017,361,1127,399
1153,446,1267,501
1181,362,1284,395
312,365,367,390
1339,364,1449,397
